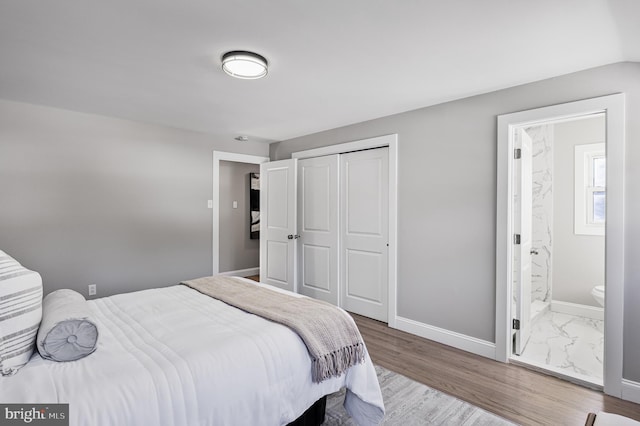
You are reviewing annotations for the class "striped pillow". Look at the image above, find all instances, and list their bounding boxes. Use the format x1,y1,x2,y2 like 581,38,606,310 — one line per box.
0,250,43,376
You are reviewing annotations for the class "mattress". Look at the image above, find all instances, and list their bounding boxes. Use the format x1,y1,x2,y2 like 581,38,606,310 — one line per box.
0,279,384,425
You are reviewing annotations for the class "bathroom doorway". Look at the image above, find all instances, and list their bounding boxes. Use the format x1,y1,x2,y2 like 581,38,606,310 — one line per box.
495,94,625,398
511,114,606,388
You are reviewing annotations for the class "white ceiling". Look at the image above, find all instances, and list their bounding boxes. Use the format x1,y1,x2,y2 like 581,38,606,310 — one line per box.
0,0,638,144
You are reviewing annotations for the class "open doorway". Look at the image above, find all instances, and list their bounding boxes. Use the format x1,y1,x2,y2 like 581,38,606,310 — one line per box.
212,151,269,277
511,114,606,388
496,94,625,398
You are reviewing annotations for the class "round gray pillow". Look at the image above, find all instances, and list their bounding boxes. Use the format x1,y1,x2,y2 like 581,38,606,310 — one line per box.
41,319,98,361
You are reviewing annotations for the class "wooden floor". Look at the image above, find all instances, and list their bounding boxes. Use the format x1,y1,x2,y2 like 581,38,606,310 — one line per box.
243,275,640,424
352,313,640,426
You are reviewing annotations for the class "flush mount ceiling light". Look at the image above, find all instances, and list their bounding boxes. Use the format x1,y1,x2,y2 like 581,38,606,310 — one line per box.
221,51,268,79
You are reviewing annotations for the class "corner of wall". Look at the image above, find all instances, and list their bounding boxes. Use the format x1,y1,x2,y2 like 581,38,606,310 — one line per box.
268,141,280,161
622,379,640,404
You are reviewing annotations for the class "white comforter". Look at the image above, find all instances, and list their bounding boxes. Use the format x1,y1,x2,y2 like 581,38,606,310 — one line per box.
0,279,384,425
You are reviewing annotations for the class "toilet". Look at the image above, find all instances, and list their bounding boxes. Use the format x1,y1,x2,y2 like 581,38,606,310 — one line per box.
591,285,605,307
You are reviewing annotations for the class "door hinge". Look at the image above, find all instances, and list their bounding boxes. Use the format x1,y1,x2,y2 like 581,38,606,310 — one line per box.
512,319,521,330
514,148,522,159
513,234,521,245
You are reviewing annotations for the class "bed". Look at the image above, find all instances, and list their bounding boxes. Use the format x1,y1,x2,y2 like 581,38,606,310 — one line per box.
0,276,384,425
585,412,640,426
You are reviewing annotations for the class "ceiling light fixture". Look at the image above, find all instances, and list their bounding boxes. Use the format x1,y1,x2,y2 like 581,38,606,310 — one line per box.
221,51,268,80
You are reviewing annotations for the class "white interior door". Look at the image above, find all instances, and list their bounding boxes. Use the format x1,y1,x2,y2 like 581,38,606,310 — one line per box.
514,129,533,355
297,155,339,304
340,148,389,322
260,159,297,292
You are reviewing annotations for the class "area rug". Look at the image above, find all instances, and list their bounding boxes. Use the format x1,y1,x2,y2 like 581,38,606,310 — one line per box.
324,365,516,425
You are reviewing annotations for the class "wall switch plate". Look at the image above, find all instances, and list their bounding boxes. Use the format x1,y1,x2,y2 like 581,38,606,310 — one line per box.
88,284,96,296
207,200,213,209
233,201,238,209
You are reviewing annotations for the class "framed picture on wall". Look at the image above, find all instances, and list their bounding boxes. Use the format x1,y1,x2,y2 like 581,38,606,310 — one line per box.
250,173,260,239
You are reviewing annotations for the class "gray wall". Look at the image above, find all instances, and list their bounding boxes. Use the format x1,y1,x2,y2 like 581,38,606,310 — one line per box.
218,161,260,272
270,62,640,381
0,99,268,298
552,116,605,307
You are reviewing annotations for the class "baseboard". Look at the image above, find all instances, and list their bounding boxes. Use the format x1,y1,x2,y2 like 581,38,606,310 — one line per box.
550,300,604,320
394,316,496,360
218,267,259,278
621,379,640,404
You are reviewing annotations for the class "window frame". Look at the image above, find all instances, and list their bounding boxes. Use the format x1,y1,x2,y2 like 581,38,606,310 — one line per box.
574,142,605,235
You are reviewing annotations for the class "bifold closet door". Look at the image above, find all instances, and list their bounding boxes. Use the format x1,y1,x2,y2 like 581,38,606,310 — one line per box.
340,148,389,322
297,155,339,305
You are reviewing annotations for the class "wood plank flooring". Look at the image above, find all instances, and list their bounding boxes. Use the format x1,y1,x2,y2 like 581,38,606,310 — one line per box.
243,275,640,424
352,313,640,426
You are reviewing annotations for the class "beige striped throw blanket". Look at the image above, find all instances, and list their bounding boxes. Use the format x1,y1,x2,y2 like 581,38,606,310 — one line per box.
182,276,365,383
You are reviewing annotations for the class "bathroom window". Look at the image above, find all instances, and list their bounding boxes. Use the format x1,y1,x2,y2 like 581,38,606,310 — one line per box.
574,143,605,235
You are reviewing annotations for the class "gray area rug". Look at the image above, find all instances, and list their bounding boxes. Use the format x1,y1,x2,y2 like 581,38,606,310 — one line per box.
324,365,516,425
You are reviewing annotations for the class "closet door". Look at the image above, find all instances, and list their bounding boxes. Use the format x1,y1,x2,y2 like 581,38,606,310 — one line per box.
297,155,339,304
260,159,297,292
340,148,389,322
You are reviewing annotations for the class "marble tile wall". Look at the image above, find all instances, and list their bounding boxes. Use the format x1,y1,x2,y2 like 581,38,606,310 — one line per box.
525,125,553,303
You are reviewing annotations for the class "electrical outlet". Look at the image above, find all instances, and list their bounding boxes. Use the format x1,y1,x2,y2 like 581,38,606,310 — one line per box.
88,284,97,296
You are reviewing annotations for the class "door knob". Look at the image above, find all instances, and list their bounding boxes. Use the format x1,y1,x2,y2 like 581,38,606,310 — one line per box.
287,234,301,240
530,249,539,255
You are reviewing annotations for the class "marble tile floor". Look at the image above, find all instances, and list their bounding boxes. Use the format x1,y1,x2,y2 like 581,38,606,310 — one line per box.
513,309,604,388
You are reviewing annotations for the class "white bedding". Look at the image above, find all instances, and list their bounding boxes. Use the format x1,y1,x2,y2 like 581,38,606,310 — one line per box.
0,279,384,425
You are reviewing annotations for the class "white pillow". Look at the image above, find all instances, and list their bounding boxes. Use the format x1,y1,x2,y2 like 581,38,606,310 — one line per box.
37,289,98,362
0,250,43,376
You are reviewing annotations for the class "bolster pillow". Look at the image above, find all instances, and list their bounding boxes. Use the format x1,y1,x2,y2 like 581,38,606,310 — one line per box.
37,289,98,362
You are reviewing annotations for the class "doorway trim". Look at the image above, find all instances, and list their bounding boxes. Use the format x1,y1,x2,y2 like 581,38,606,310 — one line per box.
291,134,398,327
495,93,625,397
212,151,270,275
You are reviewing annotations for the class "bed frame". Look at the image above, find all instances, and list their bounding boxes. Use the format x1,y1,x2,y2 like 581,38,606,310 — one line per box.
287,396,327,426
